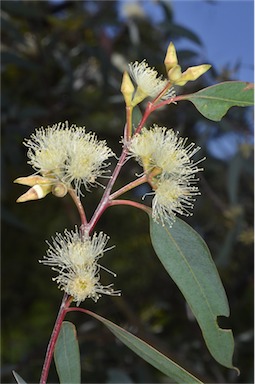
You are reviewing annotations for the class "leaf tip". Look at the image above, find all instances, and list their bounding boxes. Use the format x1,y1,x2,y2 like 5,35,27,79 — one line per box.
233,366,240,376
243,82,254,91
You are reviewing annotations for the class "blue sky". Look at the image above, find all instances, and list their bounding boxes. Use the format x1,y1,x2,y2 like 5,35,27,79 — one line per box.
171,0,254,82
120,0,254,82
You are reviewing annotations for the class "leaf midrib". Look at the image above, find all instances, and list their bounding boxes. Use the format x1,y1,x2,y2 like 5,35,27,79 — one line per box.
164,225,216,320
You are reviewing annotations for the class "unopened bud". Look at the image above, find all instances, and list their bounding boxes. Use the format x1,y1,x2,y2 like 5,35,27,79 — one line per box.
167,65,182,83
121,71,135,106
164,42,178,72
16,184,52,203
52,182,68,198
175,64,211,86
14,175,53,187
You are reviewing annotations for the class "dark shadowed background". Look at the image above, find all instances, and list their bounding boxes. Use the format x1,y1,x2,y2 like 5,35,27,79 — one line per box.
1,1,253,383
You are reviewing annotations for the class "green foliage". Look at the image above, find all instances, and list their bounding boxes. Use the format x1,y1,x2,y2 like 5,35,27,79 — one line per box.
85,310,203,384
132,106,144,132
13,371,28,384
54,321,81,384
2,1,254,383
184,82,254,121
149,217,236,370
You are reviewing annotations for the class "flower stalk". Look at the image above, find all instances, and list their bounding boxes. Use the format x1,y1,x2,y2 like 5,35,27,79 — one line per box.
68,188,88,228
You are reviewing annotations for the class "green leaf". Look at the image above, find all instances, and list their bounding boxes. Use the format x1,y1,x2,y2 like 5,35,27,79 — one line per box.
183,81,254,121
149,216,238,372
54,321,81,384
12,371,27,384
132,105,143,133
1,1,44,19
227,152,244,205
2,50,40,70
85,310,203,383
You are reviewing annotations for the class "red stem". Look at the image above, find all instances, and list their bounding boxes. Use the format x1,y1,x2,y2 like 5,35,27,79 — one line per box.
109,199,152,215
88,148,128,233
39,294,73,384
124,106,133,141
134,102,154,134
134,94,184,135
68,188,87,227
151,94,187,111
109,174,147,200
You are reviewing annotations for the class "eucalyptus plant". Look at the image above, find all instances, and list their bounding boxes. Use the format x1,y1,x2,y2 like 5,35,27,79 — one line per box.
14,41,253,384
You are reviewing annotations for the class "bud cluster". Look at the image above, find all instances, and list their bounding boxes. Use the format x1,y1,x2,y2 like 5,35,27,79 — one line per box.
121,41,211,107
164,42,211,86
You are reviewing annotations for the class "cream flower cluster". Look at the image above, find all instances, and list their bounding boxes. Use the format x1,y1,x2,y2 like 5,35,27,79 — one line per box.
40,228,120,305
128,60,175,105
24,121,114,195
128,125,203,226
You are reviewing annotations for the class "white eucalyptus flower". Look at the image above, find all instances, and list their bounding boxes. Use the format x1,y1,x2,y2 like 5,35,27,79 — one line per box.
152,178,200,227
128,125,203,179
65,131,113,192
40,228,120,305
128,60,175,105
24,121,114,195
128,125,204,225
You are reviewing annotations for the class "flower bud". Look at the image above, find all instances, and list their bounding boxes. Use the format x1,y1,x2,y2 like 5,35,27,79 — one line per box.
16,184,52,203
167,65,182,83
176,64,211,86
121,71,135,106
14,175,53,187
164,42,178,72
51,182,68,198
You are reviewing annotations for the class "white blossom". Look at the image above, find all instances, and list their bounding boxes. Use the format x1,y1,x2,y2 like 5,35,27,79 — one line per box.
24,121,114,195
152,178,200,227
128,125,203,225
128,125,203,178
40,228,120,305
128,60,175,105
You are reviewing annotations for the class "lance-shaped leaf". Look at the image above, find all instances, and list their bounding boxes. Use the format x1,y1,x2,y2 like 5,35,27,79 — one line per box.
182,81,254,121
12,371,28,384
132,105,144,133
54,321,81,384
85,309,203,383
149,216,239,372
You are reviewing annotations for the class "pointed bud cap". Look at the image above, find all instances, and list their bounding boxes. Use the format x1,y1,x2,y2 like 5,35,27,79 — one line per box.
14,175,54,187
175,64,212,86
16,184,52,203
121,71,135,106
164,42,178,72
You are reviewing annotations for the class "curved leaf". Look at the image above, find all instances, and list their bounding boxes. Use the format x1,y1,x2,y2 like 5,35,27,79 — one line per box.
132,105,143,132
54,321,81,384
149,216,238,372
85,310,203,384
12,371,27,384
183,81,254,121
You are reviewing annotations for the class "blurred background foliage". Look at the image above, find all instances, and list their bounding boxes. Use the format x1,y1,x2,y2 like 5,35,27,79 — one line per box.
1,1,253,383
